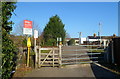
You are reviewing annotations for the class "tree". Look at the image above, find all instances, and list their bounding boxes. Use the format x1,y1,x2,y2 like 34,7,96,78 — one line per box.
68,39,75,46
43,15,66,46
12,20,41,36
2,2,16,33
1,2,18,79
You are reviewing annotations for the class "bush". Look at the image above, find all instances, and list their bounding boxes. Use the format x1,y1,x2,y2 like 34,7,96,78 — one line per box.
45,38,56,46
68,39,75,46
2,30,18,79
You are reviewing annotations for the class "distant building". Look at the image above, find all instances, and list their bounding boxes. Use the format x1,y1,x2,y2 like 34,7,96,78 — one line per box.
87,35,117,46
65,34,117,46
65,38,87,45
80,38,87,44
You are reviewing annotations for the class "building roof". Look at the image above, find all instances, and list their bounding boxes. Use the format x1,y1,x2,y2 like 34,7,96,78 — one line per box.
88,36,116,39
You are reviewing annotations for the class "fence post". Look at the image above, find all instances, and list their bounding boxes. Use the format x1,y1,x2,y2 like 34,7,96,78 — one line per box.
35,46,37,68
39,46,41,67
53,47,54,67
59,45,62,67
111,40,114,64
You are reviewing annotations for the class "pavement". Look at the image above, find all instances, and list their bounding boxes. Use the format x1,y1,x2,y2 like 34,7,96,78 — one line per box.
24,64,120,78
24,64,95,77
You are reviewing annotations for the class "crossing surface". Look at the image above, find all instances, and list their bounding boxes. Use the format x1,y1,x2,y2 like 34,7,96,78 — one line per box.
24,64,120,78
62,46,103,65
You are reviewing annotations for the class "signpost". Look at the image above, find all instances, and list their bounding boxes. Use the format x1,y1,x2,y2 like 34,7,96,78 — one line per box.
23,20,32,35
34,30,38,38
59,37,62,45
23,20,32,67
57,37,62,46
34,30,38,68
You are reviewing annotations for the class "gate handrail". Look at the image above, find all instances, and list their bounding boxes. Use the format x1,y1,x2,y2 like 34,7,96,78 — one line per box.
62,53,102,56
62,49,104,51
36,46,59,50
79,45,107,46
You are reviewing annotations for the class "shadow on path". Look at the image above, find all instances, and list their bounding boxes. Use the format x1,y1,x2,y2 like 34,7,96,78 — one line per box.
91,64,120,79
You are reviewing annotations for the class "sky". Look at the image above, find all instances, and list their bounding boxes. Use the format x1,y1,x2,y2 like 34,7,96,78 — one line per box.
11,2,118,38
5,0,120,2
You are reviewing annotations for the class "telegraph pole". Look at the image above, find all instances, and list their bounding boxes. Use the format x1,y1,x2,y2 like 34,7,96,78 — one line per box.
99,22,102,46
78,32,82,45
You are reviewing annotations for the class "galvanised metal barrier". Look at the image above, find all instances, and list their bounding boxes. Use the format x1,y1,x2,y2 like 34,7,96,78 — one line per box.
61,45,105,65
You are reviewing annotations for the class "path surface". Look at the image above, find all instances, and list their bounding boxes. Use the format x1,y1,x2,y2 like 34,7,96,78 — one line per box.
24,64,120,78
24,64,94,77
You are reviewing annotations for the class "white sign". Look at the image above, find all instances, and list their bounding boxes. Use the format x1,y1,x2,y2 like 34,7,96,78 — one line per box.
23,20,32,35
34,30,38,38
23,28,32,35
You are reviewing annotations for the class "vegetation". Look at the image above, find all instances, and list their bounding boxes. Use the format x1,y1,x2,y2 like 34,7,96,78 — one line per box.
41,50,50,53
22,37,27,47
88,49,104,53
9,35,27,47
1,2,18,79
43,15,66,46
67,39,75,46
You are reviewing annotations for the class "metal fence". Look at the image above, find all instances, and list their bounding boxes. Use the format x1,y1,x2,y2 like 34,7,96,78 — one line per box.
113,37,120,66
61,45,105,65
104,37,120,66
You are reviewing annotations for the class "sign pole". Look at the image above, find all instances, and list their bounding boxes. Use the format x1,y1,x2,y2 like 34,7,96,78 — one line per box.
34,38,37,68
34,30,38,68
27,47,30,67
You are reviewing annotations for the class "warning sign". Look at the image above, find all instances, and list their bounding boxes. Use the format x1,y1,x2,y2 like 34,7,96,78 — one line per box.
23,20,32,35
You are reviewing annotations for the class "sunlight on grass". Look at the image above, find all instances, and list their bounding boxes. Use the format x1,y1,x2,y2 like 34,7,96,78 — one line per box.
41,50,51,53
88,50,104,53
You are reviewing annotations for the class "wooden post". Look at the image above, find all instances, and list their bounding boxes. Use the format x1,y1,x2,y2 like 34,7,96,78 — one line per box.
53,48,54,67
39,46,41,67
59,45,62,67
35,42,37,68
27,47,30,67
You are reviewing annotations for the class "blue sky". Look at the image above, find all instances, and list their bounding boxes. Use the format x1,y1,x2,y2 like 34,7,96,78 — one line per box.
16,0,120,2
11,2,118,38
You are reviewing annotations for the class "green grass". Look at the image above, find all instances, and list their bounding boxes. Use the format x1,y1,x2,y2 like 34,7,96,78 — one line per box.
41,50,51,53
88,50,104,53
